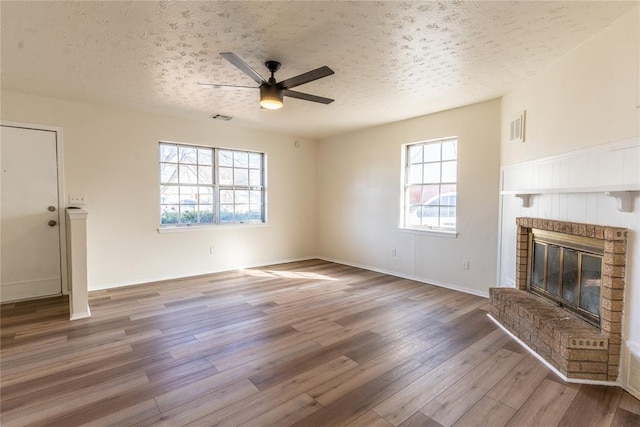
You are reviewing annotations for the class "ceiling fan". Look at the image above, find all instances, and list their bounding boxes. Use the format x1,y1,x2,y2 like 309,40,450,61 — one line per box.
199,52,335,110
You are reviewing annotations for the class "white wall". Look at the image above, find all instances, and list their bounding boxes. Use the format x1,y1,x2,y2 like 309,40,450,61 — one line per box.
499,7,640,393
1,90,318,290
317,99,501,296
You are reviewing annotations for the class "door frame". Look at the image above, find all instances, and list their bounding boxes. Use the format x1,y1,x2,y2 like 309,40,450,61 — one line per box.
1,120,68,297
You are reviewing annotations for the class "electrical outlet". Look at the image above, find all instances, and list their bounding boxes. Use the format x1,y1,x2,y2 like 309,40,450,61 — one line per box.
463,260,470,270
68,194,87,205
391,248,397,257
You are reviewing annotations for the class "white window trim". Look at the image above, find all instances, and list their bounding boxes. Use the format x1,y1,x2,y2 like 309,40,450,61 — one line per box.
399,136,458,235
159,142,266,229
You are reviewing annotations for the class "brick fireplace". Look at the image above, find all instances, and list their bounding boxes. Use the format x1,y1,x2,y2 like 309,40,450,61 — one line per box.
489,217,627,382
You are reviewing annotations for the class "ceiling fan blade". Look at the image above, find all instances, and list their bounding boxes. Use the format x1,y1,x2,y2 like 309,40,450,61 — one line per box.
277,66,334,90
220,52,267,86
198,82,257,90
283,89,334,104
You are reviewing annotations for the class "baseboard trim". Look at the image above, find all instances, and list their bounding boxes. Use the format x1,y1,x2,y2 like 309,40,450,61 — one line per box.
89,256,320,292
318,256,489,298
70,308,91,321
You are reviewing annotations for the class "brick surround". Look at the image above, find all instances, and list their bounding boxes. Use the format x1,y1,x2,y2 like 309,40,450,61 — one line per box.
490,217,627,381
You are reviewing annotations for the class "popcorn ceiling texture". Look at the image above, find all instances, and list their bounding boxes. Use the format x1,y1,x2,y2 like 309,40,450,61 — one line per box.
0,1,635,139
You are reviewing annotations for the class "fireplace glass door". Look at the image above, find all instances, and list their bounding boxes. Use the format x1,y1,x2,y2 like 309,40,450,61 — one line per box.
528,229,603,327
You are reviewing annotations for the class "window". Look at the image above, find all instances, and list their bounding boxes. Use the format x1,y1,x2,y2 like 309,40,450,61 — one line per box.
159,142,265,227
402,137,457,231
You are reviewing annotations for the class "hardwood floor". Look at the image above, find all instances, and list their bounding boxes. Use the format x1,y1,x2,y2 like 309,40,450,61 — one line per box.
1,259,639,426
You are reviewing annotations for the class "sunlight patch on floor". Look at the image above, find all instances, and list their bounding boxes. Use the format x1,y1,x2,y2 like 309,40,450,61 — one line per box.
242,269,338,281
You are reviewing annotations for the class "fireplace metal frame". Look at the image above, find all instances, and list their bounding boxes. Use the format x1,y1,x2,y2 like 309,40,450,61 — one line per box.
526,228,604,327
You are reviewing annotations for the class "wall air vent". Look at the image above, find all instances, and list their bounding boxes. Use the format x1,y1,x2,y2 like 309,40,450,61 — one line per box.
210,114,233,121
509,111,525,143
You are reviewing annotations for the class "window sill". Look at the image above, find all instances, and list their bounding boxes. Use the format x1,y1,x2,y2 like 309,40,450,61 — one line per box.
157,222,267,233
398,227,458,238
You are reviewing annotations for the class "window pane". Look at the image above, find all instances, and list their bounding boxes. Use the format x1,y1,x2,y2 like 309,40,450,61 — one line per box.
442,140,457,161
220,189,233,204
408,164,423,184
250,191,262,204
179,164,197,184
198,186,213,204
441,183,456,195
219,150,233,167
198,205,214,224
161,205,179,224
179,205,198,223
409,145,423,164
424,143,440,162
441,161,457,183
439,207,456,228
160,185,179,204
160,144,178,163
220,205,234,223
249,205,263,221
249,169,262,186
420,205,439,227
421,185,440,204
160,163,178,183
234,168,249,186
198,165,213,185
423,163,440,183
234,204,249,221
408,185,423,205
179,186,198,204
234,151,249,168
178,145,197,164
235,190,249,204
198,148,213,165
407,207,422,226
220,167,233,186
249,153,262,169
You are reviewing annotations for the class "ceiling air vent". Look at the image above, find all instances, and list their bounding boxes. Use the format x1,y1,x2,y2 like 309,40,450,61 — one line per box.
211,114,233,121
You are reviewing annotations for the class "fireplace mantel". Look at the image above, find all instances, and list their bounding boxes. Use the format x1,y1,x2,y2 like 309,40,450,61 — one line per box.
501,186,638,212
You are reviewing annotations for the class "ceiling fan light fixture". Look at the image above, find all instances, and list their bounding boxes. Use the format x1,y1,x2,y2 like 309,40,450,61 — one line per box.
260,85,284,110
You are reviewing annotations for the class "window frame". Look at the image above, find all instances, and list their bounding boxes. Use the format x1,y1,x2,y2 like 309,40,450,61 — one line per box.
159,141,266,229
401,137,458,235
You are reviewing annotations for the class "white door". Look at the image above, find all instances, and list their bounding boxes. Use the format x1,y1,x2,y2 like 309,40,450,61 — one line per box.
1,125,62,302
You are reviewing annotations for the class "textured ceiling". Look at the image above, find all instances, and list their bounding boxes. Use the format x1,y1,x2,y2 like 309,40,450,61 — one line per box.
1,1,636,139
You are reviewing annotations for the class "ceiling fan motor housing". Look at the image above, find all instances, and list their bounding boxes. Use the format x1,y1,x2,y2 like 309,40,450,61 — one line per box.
260,84,284,109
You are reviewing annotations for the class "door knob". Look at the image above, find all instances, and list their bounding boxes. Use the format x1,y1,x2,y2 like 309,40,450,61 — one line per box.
48,220,57,227
48,206,56,212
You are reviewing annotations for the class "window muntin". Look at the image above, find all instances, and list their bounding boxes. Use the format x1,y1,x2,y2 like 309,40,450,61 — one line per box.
403,138,457,230
159,142,265,227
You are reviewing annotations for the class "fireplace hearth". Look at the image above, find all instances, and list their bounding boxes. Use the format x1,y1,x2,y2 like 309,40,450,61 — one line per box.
490,217,627,382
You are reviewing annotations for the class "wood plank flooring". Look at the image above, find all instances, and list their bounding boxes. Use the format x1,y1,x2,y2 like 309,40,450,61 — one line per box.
1,259,639,426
